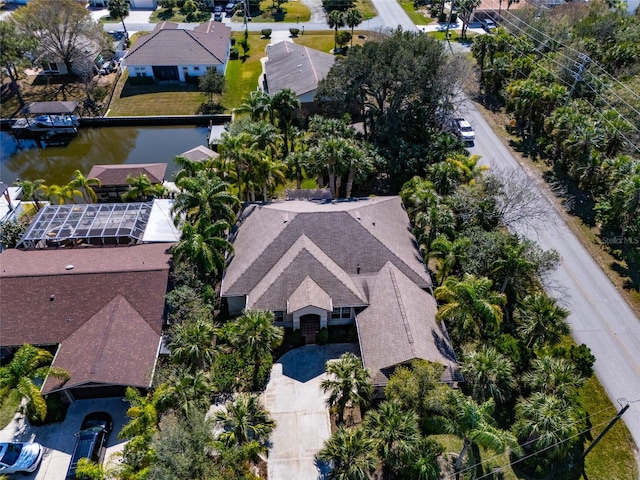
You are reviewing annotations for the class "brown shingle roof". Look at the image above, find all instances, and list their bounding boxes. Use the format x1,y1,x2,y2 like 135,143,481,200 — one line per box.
124,21,230,67
88,163,167,186
356,262,460,387
179,145,219,162
264,41,335,97
0,244,172,390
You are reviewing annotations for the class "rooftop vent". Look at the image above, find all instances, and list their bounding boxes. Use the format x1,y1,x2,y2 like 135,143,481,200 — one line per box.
65,264,74,270
50,295,55,301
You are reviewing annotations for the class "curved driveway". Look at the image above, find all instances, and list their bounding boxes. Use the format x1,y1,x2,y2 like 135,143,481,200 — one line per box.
263,344,359,480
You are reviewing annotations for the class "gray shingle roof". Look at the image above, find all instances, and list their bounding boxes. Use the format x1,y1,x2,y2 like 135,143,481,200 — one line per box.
356,262,460,387
179,145,219,162
124,21,230,66
287,276,332,313
222,197,431,301
264,41,335,97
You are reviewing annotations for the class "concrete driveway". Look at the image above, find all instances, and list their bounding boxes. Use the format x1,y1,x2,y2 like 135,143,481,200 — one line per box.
263,343,360,480
1,397,129,480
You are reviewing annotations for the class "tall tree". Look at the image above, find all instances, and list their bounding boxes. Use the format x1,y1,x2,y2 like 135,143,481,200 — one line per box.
13,178,45,211
522,356,585,402
0,344,69,422
107,0,130,43
327,10,345,52
199,68,226,106
213,393,276,448
38,183,82,205
362,400,422,477
225,310,284,390
459,346,516,404
318,426,378,480
514,293,570,349
0,20,38,108
168,317,219,371
434,274,506,343
13,0,107,76
345,9,362,47
271,89,300,157
121,174,166,202
320,352,372,425
68,169,101,203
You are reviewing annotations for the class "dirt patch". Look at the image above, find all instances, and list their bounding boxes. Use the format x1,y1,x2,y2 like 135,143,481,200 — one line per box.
329,406,363,434
474,100,640,319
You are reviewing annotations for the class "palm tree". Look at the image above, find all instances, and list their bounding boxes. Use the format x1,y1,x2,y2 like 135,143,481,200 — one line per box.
121,174,166,202
13,178,45,211
429,235,471,285
271,89,300,157
363,400,422,477
0,344,69,422
434,274,506,344
226,310,284,390
514,293,570,348
39,183,82,205
512,392,582,461
310,136,351,198
168,317,219,371
107,0,130,43
172,219,232,282
171,171,239,227
433,390,518,479
413,201,455,258
321,352,372,425
213,393,276,448
256,156,287,201
522,356,585,401
237,90,274,123
173,154,217,184
154,367,213,418
218,132,258,201
328,10,345,52
68,169,101,203
318,426,377,480
459,346,516,404
119,387,159,441
345,9,363,47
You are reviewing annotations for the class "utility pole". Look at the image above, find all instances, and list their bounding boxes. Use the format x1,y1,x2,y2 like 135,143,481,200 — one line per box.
565,53,590,106
581,401,630,460
444,0,456,52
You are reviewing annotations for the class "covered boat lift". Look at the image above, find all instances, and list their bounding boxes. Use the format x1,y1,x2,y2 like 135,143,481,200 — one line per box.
11,101,80,135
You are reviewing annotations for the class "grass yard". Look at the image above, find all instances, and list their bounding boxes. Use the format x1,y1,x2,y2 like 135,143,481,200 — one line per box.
295,30,371,53
241,0,311,22
149,6,211,23
581,376,639,480
0,389,22,430
98,15,121,24
108,72,204,116
398,0,434,25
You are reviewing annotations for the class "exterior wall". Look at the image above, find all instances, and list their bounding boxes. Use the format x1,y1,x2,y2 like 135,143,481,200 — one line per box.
127,65,154,78
179,65,210,82
298,90,316,103
41,61,69,76
130,0,158,7
226,295,246,316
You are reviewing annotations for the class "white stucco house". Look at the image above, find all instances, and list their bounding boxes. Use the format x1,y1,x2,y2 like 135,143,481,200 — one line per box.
123,21,231,82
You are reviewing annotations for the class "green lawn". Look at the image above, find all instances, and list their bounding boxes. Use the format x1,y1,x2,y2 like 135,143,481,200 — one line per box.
397,0,434,25
0,389,21,430
240,0,311,23
149,7,211,23
98,15,121,24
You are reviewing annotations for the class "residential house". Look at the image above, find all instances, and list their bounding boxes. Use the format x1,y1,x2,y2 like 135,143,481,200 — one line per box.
89,0,158,7
0,243,172,401
123,21,231,82
221,197,461,391
39,33,107,76
262,41,335,107
88,163,167,202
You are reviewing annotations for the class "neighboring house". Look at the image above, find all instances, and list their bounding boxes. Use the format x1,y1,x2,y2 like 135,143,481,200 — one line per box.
0,243,172,401
88,163,167,202
221,197,461,390
39,34,106,76
262,41,335,106
180,145,219,162
123,21,231,82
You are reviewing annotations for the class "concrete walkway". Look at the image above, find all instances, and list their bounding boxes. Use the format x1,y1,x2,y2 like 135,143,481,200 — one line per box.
263,344,360,480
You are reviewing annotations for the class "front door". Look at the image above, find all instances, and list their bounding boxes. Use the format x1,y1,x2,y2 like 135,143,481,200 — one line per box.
300,314,320,344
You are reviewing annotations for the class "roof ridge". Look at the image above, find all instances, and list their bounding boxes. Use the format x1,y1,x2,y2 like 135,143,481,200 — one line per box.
303,45,320,85
186,29,223,63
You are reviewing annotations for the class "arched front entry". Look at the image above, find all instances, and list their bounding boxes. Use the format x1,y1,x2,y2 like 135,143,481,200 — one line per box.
300,314,321,344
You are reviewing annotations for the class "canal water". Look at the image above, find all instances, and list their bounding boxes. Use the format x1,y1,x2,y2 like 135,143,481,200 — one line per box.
0,126,210,186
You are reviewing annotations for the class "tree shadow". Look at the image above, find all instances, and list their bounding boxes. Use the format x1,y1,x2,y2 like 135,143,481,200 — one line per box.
156,9,176,21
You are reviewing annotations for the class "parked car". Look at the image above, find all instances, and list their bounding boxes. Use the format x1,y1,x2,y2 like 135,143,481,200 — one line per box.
213,4,223,12
225,2,236,14
99,60,117,75
482,18,497,32
0,442,44,475
66,412,113,480
454,118,476,143
214,11,224,21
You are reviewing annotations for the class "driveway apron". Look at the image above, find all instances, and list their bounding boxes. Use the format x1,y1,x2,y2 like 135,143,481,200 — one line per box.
263,343,359,480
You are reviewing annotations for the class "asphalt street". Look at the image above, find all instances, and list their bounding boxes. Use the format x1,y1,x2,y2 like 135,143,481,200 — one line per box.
467,102,640,457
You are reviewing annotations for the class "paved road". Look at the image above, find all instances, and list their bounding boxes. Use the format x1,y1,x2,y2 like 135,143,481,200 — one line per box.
467,102,640,456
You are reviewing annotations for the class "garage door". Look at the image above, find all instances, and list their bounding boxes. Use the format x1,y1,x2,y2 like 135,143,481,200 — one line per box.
152,66,179,81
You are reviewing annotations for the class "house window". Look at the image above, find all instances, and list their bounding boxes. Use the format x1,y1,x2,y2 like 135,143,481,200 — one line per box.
273,310,284,322
43,61,60,73
341,307,351,319
331,307,341,319
193,66,200,71
332,307,351,319
134,67,147,77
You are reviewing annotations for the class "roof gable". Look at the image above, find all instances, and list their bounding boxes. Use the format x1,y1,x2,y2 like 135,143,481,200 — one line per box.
88,163,167,185
356,262,459,386
124,21,231,66
42,295,160,393
287,276,332,313
264,41,335,97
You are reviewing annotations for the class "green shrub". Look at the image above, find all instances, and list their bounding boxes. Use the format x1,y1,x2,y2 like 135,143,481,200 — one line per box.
318,327,329,345
128,76,155,86
230,47,239,60
92,85,108,102
348,325,358,342
261,28,272,38
29,395,69,426
184,74,199,85
450,12,457,22
210,350,246,393
230,37,236,46
0,220,26,249
438,12,447,22
293,329,305,347
289,27,300,37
